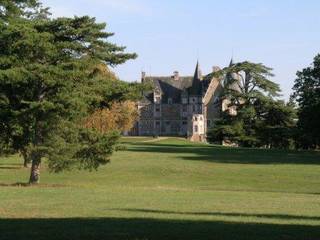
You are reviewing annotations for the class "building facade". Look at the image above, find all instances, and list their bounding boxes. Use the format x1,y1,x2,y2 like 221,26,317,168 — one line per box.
130,61,234,142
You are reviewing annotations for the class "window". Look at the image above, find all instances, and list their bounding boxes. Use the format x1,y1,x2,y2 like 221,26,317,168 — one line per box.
155,105,160,112
229,107,237,115
194,125,198,133
192,105,196,112
182,105,187,112
166,121,170,125
194,116,198,121
199,116,203,121
182,121,187,125
155,97,161,103
182,98,187,104
213,96,219,104
156,121,160,126
168,98,173,104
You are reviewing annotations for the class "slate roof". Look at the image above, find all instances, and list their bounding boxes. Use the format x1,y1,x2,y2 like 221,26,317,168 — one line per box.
140,62,215,104
141,76,192,104
188,62,201,96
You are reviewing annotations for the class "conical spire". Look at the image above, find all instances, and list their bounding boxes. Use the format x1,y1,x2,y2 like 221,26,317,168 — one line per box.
193,60,202,80
189,60,203,95
229,57,234,67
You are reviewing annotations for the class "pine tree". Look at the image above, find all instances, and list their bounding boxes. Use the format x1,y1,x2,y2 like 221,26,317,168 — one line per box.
0,1,137,183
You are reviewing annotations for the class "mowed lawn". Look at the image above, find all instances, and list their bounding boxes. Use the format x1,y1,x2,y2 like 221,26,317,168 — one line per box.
0,138,320,240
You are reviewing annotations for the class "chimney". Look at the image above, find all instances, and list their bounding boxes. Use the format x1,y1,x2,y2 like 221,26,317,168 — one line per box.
141,71,146,83
173,71,179,80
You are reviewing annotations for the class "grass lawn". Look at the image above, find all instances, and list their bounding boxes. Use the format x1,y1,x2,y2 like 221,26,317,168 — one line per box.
0,137,320,240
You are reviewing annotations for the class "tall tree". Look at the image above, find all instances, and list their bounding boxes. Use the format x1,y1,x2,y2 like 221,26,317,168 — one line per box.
0,1,137,183
292,54,320,149
208,61,295,148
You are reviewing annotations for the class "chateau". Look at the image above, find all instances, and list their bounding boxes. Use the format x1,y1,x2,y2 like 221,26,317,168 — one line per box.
129,61,235,142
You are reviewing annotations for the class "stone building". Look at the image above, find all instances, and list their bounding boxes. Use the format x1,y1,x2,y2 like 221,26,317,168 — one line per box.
129,61,234,142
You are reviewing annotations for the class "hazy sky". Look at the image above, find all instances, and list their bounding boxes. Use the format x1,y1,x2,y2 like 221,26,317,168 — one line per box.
41,0,320,99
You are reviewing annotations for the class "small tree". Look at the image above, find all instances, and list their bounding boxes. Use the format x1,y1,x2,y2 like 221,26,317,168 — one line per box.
0,1,137,183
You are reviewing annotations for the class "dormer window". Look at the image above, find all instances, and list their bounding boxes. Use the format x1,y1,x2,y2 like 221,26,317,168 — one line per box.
168,98,173,104
182,105,187,112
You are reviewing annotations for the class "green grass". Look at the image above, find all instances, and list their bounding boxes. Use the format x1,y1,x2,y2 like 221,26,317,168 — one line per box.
0,138,320,240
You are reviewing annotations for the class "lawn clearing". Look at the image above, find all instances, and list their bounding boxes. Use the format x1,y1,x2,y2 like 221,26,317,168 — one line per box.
0,138,320,240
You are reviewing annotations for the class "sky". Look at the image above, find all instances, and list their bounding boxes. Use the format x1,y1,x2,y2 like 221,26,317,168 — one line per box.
41,0,320,100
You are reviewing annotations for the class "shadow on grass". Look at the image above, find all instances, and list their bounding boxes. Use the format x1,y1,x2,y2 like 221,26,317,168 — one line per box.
111,208,320,221
0,183,69,188
127,142,320,165
0,217,319,240
0,166,22,170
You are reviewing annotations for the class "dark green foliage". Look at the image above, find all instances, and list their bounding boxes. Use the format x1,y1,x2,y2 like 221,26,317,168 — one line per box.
47,126,120,173
208,61,296,148
0,0,49,19
292,54,320,149
93,78,151,109
0,2,137,182
256,100,296,149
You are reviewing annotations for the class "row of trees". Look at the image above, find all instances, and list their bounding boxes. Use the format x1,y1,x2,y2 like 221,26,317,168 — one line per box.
207,55,320,150
0,0,146,183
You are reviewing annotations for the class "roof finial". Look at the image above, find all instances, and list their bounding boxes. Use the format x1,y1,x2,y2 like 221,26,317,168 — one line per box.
229,48,234,67
194,60,201,80
229,57,234,67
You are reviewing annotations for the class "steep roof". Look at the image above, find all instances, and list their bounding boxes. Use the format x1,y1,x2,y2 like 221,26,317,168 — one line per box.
188,61,203,96
140,62,214,104
142,76,193,104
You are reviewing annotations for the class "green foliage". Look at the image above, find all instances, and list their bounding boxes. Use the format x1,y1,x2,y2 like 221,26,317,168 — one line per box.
0,0,49,19
0,2,137,183
46,125,120,173
292,54,320,149
96,80,150,109
208,61,296,148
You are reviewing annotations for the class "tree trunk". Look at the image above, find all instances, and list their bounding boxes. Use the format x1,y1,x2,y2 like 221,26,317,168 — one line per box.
21,150,30,168
29,157,41,184
24,158,29,168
